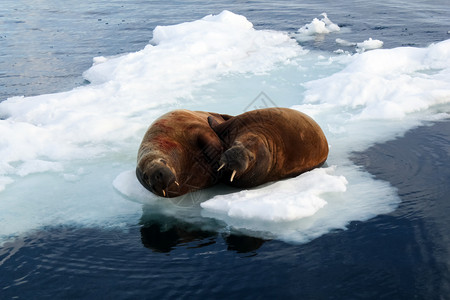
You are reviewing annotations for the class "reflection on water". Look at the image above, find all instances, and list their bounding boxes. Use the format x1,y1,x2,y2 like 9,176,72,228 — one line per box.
139,213,266,254
140,223,216,253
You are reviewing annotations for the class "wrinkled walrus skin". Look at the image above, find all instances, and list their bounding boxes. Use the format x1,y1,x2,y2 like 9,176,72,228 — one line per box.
136,110,231,198
208,107,329,188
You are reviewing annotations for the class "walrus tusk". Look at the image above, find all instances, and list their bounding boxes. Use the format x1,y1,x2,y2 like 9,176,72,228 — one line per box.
163,190,166,197
230,170,237,182
217,163,226,172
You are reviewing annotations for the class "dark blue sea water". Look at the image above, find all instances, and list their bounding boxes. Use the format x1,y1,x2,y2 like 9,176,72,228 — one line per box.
1,1,450,299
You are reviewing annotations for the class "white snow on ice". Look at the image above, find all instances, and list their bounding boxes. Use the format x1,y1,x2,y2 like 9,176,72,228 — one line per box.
1,11,450,244
202,167,347,222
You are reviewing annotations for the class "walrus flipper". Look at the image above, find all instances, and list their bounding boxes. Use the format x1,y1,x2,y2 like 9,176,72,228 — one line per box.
207,115,233,133
207,116,220,131
208,112,234,122
207,116,237,142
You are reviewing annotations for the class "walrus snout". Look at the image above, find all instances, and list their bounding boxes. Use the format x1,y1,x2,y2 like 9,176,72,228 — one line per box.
136,162,178,197
217,146,254,182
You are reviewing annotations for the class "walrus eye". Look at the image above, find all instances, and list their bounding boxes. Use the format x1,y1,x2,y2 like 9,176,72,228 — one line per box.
160,159,167,165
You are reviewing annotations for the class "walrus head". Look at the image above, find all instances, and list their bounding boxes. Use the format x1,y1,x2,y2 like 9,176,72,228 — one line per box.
136,158,179,198
217,142,256,182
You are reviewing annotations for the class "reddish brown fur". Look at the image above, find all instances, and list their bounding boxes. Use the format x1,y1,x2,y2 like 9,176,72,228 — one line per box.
153,136,179,151
137,109,231,198
210,107,329,188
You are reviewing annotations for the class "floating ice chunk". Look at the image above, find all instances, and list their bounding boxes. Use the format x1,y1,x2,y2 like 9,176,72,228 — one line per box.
336,37,383,52
336,38,356,47
356,38,384,51
304,39,450,121
321,13,341,32
92,56,108,65
297,13,340,36
2,10,450,245
201,167,347,222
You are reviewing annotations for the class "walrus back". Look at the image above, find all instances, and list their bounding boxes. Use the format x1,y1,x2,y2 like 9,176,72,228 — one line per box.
209,107,329,187
269,108,328,177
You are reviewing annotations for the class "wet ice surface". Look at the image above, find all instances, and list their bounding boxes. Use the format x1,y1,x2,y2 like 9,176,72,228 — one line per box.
1,11,449,245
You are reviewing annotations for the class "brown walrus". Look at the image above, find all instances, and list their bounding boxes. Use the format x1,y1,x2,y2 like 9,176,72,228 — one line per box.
208,107,329,188
136,109,231,198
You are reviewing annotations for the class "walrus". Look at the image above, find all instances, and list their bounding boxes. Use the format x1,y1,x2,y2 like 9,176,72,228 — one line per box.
208,107,329,188
136,109,231,198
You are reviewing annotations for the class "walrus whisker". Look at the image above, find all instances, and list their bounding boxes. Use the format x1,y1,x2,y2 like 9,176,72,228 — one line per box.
230,170,237,182
174,181,180,187
217,163,226,172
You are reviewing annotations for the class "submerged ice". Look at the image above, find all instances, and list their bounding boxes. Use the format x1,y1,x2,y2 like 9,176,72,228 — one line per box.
1,11,450,244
